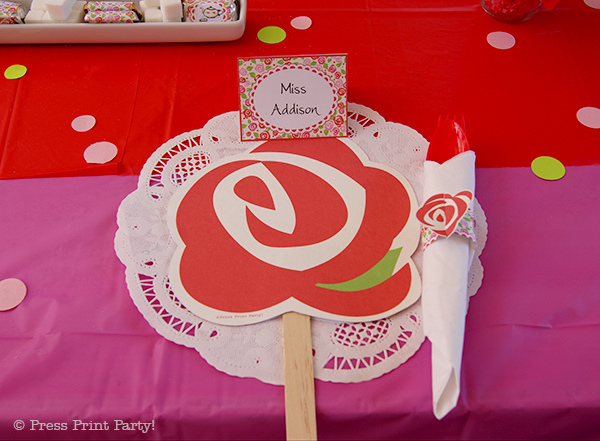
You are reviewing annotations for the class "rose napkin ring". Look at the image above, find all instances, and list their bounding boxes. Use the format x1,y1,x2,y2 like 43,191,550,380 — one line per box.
417,191,476,251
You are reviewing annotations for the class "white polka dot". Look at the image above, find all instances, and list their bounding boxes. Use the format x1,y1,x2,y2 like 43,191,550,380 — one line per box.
584,0,600,9
291,16,312,30
71,115,96,132
84,141,118,164
0,278,27,311
487,31,516,50
577,107,600,129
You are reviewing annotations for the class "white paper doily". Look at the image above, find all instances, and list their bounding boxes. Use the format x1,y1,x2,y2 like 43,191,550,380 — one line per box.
114,103,487,385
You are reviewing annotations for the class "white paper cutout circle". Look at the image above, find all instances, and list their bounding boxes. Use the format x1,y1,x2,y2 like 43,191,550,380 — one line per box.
291,16,312,30
487,31,516,50
84,141,118,164
584,0,600,9
0,278,27,311
577,106,600,129
71,115,96,132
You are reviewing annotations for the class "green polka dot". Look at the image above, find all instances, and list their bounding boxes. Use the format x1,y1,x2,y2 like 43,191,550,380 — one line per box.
531,156,566,180
257,26,286,44
4,64,27,80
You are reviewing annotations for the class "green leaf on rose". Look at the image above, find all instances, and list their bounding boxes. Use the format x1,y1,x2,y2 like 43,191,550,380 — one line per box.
316,248,403,292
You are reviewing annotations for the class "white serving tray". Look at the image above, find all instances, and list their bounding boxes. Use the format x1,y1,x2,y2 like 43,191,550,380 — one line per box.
0,0,246,44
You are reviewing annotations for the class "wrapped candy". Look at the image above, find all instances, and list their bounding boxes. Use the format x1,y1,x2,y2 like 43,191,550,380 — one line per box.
84,1,141,22
0,0,27,24
184,0,237,22
85,1,138,11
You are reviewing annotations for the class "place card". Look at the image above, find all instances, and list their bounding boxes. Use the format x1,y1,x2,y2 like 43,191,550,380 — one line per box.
238,55,348,141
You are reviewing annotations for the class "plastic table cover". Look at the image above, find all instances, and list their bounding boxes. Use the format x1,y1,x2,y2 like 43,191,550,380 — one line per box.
1,0,600,439
0,0,599,179
1,166,600,440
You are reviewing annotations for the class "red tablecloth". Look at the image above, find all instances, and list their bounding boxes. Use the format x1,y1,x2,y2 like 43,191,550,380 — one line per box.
1,1,600,439
1,0,599,179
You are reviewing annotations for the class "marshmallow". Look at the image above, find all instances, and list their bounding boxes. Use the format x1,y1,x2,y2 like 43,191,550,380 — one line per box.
162,14,181,22
63,0,85,22
41,10,56,22
45,0,76,20
72,1,85,11
29,1,84,23
159,0,181,21
30,0,47,11
144,0,160,8
24,9,46,22
143,6,162,21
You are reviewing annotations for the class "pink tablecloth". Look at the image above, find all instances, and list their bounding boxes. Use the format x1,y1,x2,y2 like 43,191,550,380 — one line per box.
1,164,599,440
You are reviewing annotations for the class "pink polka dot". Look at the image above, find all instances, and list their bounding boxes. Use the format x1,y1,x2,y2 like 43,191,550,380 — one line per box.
487,31,516,50
291,16,312,30
71,115,96,132
0,278,27,311
577,107,600,129
84,141,118,164
584,0,600,9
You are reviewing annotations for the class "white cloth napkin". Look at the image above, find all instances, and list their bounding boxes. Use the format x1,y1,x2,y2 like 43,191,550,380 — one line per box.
421,150,476,419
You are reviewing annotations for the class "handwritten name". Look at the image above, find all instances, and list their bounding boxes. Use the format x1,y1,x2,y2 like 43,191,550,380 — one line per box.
281,82,306,94
271,103,321,116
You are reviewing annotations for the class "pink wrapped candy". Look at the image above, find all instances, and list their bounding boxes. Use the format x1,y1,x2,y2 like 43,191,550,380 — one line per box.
84,9,140,22
85,1,138,11
84,1,141,22
184,0,237,22
0,0,27,24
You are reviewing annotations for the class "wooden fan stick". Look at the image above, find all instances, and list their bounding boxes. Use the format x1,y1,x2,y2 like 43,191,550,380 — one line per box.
283,311,317,441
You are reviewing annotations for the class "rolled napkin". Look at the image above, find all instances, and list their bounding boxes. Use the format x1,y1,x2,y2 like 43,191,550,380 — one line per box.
418,118,476,419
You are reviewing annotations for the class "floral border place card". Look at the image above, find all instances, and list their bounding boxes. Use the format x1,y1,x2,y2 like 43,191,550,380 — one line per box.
238,55,348,141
